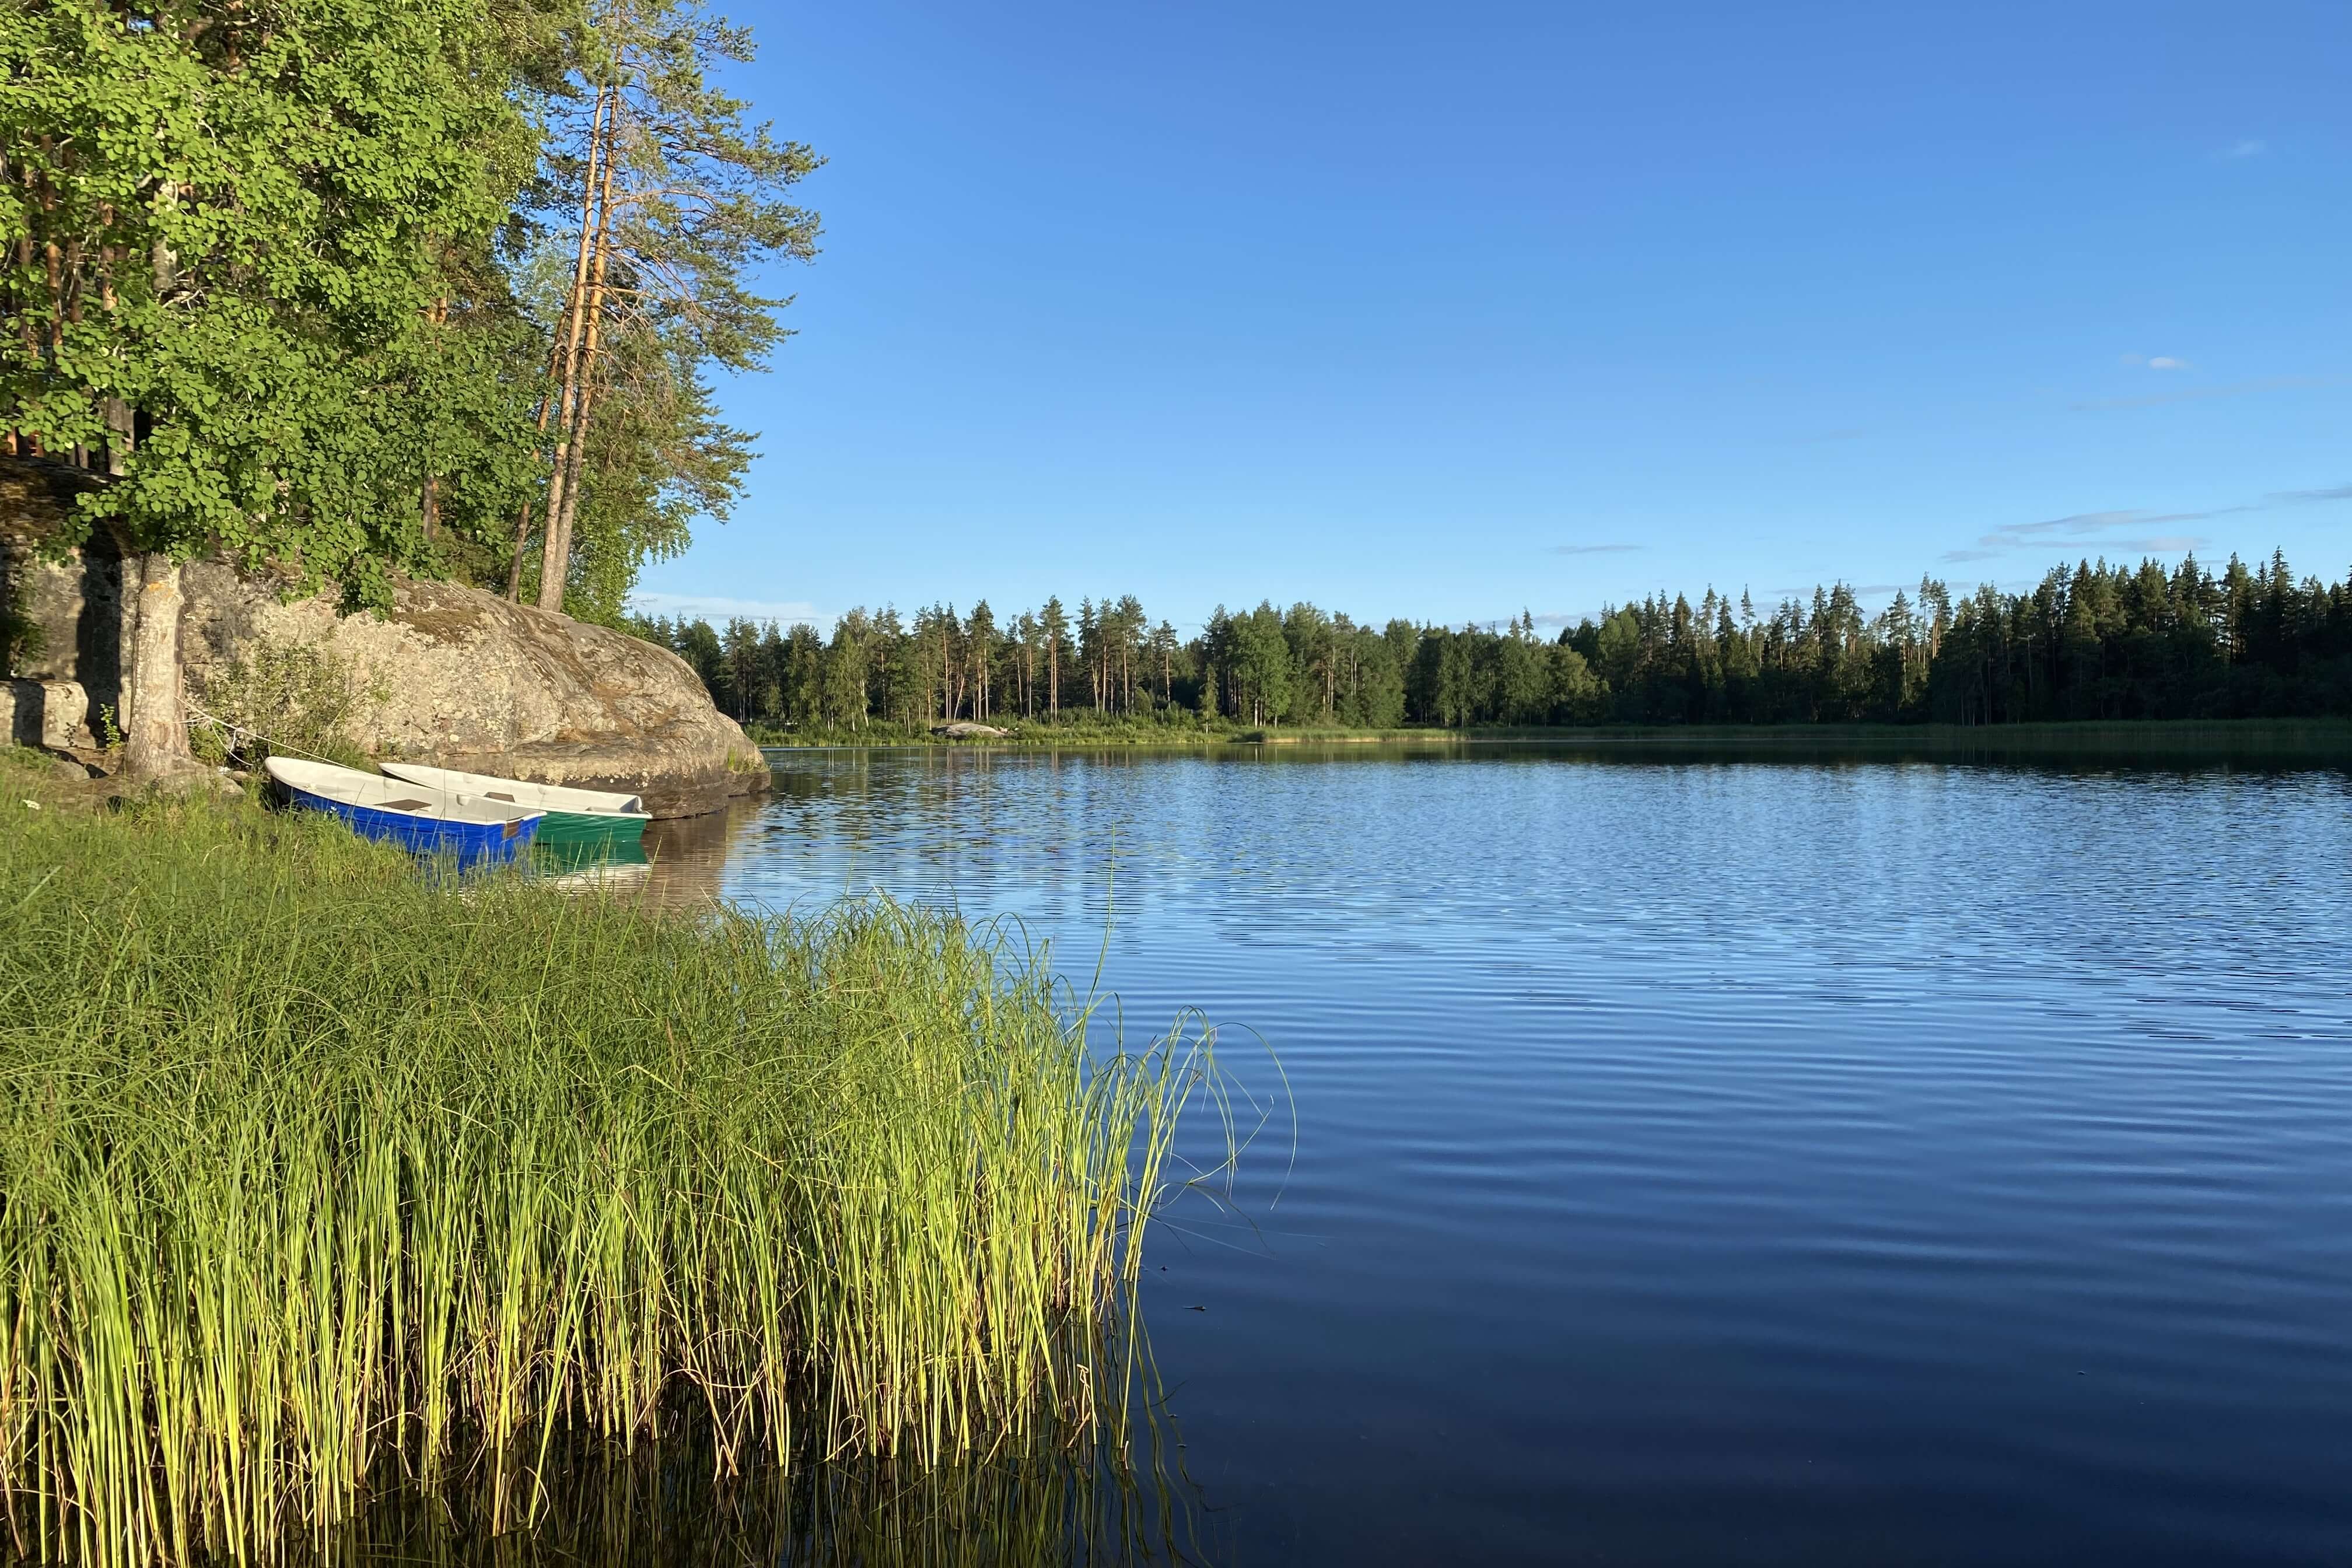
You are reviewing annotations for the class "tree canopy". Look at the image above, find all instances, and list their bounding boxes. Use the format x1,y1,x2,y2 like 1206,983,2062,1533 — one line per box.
638,550,2352,737
2,0,818,772
1,0,541,596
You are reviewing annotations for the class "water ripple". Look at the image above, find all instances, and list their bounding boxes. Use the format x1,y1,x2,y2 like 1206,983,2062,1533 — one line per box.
651,748,2352,1566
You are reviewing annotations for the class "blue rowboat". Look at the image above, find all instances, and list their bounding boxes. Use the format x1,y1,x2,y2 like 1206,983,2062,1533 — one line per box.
263,757,544,867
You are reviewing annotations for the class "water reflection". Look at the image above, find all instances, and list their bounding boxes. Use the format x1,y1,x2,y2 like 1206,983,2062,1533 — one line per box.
326,1436,1200,1567
518,799,774,905
317,1306,1201,1566
705,746,2352,1565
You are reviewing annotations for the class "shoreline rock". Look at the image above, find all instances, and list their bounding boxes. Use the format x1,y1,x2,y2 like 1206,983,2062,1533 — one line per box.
5,498,765,819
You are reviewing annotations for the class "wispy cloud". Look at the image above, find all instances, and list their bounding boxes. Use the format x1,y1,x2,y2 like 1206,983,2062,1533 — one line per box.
1992,508,2222,540
1941,538,2208,564
2071,373,2333,412
2117,354,2190,371
1937,478,2352,567
626,591,832,628
1548,544,1644,556
1942,508,2223,564
2267,482,2352,504
1997,509,2137,537
2217,138,2267,160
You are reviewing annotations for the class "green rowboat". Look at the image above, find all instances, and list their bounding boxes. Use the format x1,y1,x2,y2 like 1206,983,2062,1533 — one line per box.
378,764,650,849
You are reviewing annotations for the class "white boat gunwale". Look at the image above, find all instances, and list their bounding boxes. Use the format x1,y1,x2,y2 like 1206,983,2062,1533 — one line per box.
378,762,649,818
262,757,546,827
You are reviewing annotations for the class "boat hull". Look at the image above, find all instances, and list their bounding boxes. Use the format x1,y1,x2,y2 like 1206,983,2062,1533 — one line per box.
281,784,541,866
534,808,651,849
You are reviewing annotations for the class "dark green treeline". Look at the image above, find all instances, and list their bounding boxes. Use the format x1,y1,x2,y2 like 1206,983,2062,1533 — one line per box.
632,551,2352,734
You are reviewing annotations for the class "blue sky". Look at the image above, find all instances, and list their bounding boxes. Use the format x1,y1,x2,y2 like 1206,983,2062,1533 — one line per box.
631,0,2352,635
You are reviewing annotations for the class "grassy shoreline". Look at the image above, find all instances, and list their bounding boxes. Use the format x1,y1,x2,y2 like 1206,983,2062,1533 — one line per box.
758,716,2352,758
0,757,1213,1563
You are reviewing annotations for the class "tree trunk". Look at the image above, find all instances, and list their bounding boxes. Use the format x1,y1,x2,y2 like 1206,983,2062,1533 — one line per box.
547,98,627,610
503,497,535,600
419,299,446,539
536,85,611,614
544,166,617,612
543,365,604,611
503,339,569,600
123,551,193,782
102,397,133,477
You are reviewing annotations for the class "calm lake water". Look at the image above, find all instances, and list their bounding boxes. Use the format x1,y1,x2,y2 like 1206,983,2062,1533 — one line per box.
649,744,2352,1566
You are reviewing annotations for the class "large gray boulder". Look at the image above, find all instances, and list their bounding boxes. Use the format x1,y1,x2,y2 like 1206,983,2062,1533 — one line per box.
4,466,766,818
184,563,768,817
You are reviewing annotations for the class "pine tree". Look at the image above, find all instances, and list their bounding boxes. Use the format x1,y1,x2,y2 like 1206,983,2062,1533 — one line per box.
532,0,820,614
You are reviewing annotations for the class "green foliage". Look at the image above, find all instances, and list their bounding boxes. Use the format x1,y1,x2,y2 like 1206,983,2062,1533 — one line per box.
635,548,2352,741
1558,553,2352,725
190,632,377,766
2,0,818,628
0,0,545,603
0,791,1218,1563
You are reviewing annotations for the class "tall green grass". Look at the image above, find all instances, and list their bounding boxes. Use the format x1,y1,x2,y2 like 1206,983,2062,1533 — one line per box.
0,788,1213,1565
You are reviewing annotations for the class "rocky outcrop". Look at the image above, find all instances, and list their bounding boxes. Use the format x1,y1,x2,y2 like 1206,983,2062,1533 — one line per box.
4,679,86,751
4,470,766,817
186,564,768,817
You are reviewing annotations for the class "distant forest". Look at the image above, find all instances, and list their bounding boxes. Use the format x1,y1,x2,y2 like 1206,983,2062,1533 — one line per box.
631,551,2352,734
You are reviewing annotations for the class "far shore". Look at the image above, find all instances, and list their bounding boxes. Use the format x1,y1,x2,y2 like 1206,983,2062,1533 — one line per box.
755,716,2352,760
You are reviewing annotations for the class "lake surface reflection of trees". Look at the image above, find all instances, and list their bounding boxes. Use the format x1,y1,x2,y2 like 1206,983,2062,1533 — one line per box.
630,796,772,906
312,1430,1200,1566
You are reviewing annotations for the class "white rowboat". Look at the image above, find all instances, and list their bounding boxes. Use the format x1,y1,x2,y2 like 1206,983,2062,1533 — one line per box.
378,763,647,818
262,757,543,864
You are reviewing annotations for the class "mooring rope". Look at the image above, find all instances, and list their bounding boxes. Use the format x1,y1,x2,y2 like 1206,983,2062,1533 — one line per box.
182,701,359,773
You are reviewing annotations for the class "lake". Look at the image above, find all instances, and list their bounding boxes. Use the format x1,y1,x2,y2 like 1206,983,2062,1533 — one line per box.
649,744,2352,1566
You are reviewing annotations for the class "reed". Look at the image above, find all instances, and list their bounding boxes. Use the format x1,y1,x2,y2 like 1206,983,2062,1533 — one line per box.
289,1374,1200,1567
0,787,1213,1565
